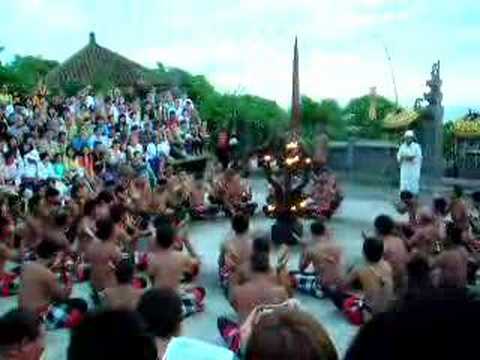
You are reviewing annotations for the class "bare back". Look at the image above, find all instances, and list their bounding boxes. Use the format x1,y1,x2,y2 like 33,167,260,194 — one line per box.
19,262,66,311
102,285,143,311
86,242,122,291
305,242,344,288
232,275,289,321
149,250,192,290
355,260,394,315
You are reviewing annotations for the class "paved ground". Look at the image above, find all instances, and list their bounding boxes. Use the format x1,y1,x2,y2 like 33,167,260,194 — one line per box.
0,178,406,360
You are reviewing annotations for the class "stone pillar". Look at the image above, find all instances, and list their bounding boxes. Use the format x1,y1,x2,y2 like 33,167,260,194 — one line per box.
417,61,444,187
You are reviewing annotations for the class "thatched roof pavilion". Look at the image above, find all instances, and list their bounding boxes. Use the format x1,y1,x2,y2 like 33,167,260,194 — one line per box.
45,32,165,90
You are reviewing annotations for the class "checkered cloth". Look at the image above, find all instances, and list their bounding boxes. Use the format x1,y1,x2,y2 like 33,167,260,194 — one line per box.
37,300,87,331
180,287,206,318
217,248,233,293
342,295,370,326
290,271,324,298
217,316,241,355
0,272,20,297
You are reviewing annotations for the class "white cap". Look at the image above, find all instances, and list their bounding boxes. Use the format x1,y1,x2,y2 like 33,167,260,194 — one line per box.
404,130,415,138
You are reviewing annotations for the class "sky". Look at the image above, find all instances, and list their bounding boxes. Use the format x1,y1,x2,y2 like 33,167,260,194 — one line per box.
1,0,479,119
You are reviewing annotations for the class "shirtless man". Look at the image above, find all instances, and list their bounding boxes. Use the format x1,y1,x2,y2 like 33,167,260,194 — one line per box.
327,236,394,325
374,215,408,295
396,190,420,238
148,223,204,317
291,221,344,298
432,225,469,289
229,236,290,322
85,219,122,305
19,239,87,330
449,186,472,242
102,258,143,310
219,214,252,291
0,243,19,297
221,169,256,217
407,208,443,256
189,177,219,220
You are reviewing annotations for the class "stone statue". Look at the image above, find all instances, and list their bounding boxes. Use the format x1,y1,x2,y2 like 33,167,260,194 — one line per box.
424,61,443,107
415,60,444,183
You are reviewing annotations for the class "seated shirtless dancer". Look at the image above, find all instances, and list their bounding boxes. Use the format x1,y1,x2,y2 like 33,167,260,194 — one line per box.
432,224,470,290
396,190,420,238
450,186,472,242
0,243,19,297
374,215,408,295
85,219,122,306
189,177,220,220
19,239,87,330
325,236,394,326
290,221,344,298
148,223,205,318
102,258,144,310
407,208,443,257
218,214,252,293
219,169,257,217
218,236,290,353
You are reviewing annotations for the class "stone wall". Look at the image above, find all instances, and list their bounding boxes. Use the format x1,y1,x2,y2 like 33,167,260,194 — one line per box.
329,140,399,185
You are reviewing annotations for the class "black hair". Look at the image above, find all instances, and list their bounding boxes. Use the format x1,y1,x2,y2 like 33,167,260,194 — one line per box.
400,191,414,202
110,204,126,224
70,182,84,199
310,221,326,236
83,199,97,216
137,288,183,339
155,223,175,249
251,251,270,273
153,215,170,229
96,190,114,205
345,291,480,360
363,236,384,263
374,215,395,236
0,309,41,351
96,219,114,242
433,197,448,216
54,211,69,228
68,310,157,360
115,258,135,285
446,222,463,246
251,236,270,273
36,238,62,259
252,235,270,254
45,187,60,199
232,214,249,235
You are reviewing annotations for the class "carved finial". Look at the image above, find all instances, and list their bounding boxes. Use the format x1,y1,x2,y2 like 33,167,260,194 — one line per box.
89,32,96,45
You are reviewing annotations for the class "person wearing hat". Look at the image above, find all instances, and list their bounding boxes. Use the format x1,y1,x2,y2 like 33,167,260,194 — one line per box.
397,130,422,195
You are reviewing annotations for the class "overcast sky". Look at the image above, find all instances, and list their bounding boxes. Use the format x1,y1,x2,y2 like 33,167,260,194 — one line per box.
1,0,479,117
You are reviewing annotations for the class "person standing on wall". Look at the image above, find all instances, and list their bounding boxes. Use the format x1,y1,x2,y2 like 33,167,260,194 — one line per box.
397,130,422,195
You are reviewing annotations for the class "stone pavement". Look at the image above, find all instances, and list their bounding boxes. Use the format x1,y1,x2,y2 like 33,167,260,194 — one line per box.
0,179,407,359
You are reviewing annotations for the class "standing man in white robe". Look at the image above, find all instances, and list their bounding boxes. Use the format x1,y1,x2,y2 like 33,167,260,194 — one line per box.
397,130,422,195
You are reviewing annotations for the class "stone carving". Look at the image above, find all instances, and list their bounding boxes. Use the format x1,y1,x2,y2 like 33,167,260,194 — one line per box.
424,61,443,107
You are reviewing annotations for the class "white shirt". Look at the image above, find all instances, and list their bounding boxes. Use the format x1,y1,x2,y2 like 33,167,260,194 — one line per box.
37,161,55,180
157,141,170,157
146,143,158,160
397,141,422,194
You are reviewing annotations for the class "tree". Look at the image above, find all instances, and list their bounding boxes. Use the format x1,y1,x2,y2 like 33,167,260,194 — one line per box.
343,95,396,138
2,55,58,94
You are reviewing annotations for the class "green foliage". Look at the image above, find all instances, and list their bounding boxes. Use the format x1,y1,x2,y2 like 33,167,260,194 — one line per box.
61,81,84,97
4,55,58,93
301,96,346,141
443,121,455,159
343,95,396,138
